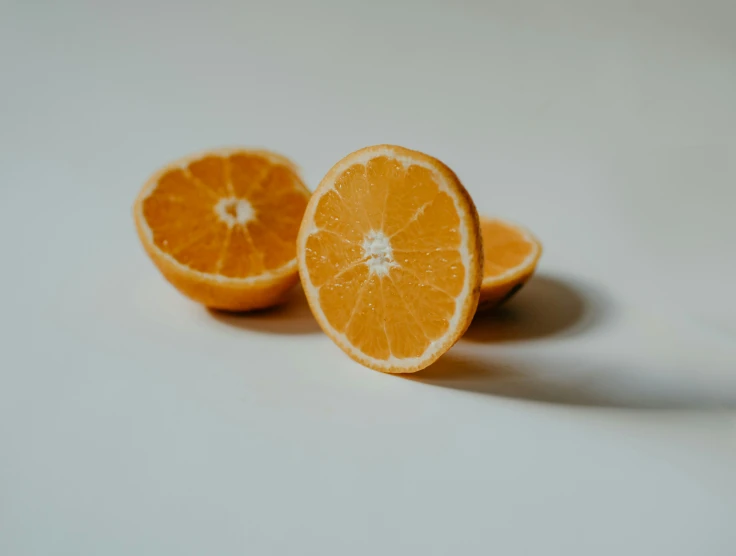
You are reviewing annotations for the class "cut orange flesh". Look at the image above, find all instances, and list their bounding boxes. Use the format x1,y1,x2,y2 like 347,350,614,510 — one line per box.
477,217,542,311
298,145,483,373
134,148,310,311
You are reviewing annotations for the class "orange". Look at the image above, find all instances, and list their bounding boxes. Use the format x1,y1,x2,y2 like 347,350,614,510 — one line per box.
297,145,483,373
133,148,310,311
477,217,542,311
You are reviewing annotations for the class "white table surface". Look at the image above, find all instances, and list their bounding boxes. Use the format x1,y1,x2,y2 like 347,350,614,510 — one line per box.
2,1,736,554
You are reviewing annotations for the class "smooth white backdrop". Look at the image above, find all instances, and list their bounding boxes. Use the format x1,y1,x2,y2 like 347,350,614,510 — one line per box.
2,1,735,554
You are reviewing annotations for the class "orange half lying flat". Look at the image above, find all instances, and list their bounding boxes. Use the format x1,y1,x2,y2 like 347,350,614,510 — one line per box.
298,145,483,373
134,148,310,311
477,217,542,311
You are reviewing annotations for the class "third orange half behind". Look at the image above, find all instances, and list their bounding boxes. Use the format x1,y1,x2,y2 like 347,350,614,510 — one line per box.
477,217,542,311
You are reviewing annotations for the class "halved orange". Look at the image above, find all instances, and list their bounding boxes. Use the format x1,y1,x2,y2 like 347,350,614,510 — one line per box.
133,148,310,311
297,145,483,373
477,217,542,311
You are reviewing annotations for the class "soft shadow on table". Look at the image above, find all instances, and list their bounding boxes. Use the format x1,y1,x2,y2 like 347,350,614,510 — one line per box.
430,274,736,409
208,286,320,335
409,352,736,410
463,274,609,343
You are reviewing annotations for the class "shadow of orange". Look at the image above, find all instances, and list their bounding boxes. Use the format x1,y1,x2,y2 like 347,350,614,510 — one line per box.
208,285,321,335
407,350,736,410
465,274,609,343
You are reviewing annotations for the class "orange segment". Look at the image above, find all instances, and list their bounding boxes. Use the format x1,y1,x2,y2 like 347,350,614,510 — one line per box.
396,248,465,299
345,275,391,360
152,167,215,201
319,263,370,331
313,190,365,242
381,273,431,357
332,164,374,233
364,156,398,229
219,226,263,278
247,220,295,270
133,148,311,311
305,232,365,287
171,226,229,274
187,155,231,197
298,145,483,374
477,217,542,311
229,152,271,198
388,266,456,340
382,164,439,236
391,192,462,251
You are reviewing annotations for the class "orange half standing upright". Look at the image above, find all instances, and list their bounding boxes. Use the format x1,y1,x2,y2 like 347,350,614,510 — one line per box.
477,217,542,311
298,145,483,374
134,148,310,311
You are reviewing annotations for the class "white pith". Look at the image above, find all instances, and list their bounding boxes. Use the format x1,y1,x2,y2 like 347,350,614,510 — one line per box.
215,197,255,227
298,146,478,371
362,230,396,276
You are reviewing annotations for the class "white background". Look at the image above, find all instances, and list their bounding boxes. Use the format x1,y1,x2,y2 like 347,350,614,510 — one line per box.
2,1,736,554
